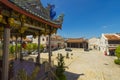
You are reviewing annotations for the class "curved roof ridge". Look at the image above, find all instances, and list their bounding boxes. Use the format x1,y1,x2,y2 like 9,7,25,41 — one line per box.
8,0,64,25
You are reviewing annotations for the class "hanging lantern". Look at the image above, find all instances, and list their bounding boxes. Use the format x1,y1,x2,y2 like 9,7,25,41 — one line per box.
0,14,3,22
2,18,7,24
18,27,28,34
8,18,15,26
22,26,28,31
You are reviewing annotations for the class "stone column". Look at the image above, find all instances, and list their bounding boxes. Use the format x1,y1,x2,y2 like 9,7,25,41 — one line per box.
2,25,10,80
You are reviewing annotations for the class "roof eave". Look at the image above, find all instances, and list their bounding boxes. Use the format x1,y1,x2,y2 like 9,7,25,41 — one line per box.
0,0,61,28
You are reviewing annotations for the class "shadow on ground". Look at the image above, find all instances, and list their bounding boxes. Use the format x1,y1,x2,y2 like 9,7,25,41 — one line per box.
64,71,85,80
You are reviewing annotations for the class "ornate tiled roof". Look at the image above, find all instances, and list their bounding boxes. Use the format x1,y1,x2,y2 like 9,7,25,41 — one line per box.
66,38,87,43
104,34,120,40
8,0,64,25
116,33,120,36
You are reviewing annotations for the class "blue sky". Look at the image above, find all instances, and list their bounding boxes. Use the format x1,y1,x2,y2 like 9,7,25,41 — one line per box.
41,0,120,39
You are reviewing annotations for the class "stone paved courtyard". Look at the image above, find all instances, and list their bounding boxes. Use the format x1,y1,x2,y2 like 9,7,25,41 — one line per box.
62,49,120,80
27,48,120,80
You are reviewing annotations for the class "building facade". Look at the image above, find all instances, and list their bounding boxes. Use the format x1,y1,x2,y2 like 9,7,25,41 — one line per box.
88,37,100,50
0,0,64,79
33,34,65,50
66,38,88,49
32,35,49,47
99,33,120,55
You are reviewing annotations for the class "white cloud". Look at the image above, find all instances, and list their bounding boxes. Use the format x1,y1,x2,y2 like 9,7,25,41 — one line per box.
102,25,112,29
102,26,108,29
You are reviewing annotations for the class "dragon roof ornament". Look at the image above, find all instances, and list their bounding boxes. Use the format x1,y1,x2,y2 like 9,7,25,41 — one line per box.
8,0,64,25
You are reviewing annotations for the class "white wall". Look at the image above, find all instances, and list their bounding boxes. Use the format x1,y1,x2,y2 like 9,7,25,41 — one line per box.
32,34,65,49
99,34,109,55
32,35,48,47
88,37,100,50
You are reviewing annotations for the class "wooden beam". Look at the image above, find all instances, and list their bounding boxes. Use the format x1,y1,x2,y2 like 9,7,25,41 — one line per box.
14,21,44,30
0,0,61,28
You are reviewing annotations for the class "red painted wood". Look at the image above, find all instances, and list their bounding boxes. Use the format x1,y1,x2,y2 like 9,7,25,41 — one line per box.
0,0,61,28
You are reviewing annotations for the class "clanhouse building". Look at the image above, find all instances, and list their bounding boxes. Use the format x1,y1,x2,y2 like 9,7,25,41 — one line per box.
66,38,88,49
33,34,65,50
99,33,120,55
0,0,64,80
88,37,100,50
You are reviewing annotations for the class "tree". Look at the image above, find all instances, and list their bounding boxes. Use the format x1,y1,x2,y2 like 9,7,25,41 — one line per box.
9,45,15,54
115,45,120,60
26,43,33,53
32,43,38,51
9,45,16,59
114,46,120,65
56,53,66,80
40,44,44,52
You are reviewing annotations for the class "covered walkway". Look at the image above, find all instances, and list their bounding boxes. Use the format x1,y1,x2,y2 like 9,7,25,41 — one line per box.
0,0,64,80
66,38,88,48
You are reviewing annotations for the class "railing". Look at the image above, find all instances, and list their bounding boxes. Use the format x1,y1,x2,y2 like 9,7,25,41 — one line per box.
108,44,120,47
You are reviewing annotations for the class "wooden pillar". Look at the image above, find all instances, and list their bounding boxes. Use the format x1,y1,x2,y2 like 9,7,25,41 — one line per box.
2,25,10,80
15,36,18,59
48,33,51,66
83,42,84,49
37,34,40,64
67,43,68,47
78,43,80,48
70,43,71,48
20,34,23,60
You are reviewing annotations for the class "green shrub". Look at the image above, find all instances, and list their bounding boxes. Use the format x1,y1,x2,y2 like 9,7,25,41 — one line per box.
17,44,21,53
32,43,38,51
58,74,66,80
56,53,67,80
114,59,120,65
26,43,43,53
26,43,33,52
115,45,120,59
40,44,44,52
9,45,15,54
